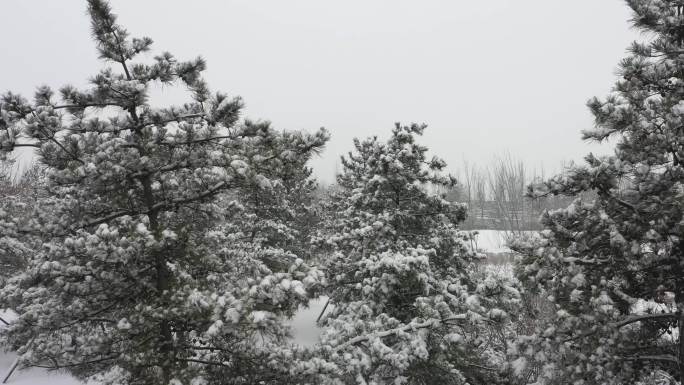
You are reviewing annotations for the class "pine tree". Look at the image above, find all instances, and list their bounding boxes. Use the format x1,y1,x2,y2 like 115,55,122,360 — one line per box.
0,1,328,384
312,124,519,384
513,1,684,383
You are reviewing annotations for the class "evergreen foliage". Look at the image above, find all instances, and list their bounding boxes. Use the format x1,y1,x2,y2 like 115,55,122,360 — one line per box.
313,124,519,384
0,1,328,384
513,1,684,383
6,0,683,384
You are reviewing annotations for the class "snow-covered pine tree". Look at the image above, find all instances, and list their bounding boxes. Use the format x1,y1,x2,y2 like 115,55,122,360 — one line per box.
513,1,684,383
312,123,520,385
0,1,328,384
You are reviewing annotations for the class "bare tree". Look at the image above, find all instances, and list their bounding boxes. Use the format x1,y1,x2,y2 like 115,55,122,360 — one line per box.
487,154,528,234
472,166,487,227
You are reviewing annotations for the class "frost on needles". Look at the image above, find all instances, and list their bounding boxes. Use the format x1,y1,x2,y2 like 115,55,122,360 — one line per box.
512,1,684,384
0,0,329,384
4,0,684,384
311,124,521,384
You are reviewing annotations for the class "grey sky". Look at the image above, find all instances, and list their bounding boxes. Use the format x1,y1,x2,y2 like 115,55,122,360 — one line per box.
1,1,639,183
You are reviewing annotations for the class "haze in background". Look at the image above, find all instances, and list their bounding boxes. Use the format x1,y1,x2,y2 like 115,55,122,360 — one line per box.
0,1,639,183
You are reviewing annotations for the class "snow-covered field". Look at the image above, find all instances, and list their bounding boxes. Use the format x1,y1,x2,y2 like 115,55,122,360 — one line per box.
470,229,512,253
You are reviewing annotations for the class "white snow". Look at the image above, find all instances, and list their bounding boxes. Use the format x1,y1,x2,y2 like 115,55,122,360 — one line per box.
470,229,537,254
289,296,328,347
470,230,513,253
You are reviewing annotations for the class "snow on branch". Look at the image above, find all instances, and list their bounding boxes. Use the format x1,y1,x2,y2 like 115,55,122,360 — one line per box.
563,312,679,343
333,314,468,353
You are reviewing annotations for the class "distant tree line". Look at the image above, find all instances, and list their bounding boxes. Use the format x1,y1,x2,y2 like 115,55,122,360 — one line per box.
434,156,584,232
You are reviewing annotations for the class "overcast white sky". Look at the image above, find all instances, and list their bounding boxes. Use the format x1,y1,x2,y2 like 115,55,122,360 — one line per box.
1,1,639,183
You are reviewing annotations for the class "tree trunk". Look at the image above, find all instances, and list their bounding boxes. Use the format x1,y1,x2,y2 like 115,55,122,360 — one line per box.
144,180,174,384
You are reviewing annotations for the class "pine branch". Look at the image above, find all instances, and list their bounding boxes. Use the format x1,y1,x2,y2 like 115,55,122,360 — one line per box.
53,103,116,110
613,312,679,328
77,209,132,230
10,143,41,148
619,354,678,364
151,180,229,211
333,315,467,352
30,111,85,165
32,355,120,370
563,312,679,343
173,357,231,368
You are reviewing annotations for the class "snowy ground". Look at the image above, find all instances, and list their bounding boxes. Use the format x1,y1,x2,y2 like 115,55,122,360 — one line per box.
470,229,512,253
